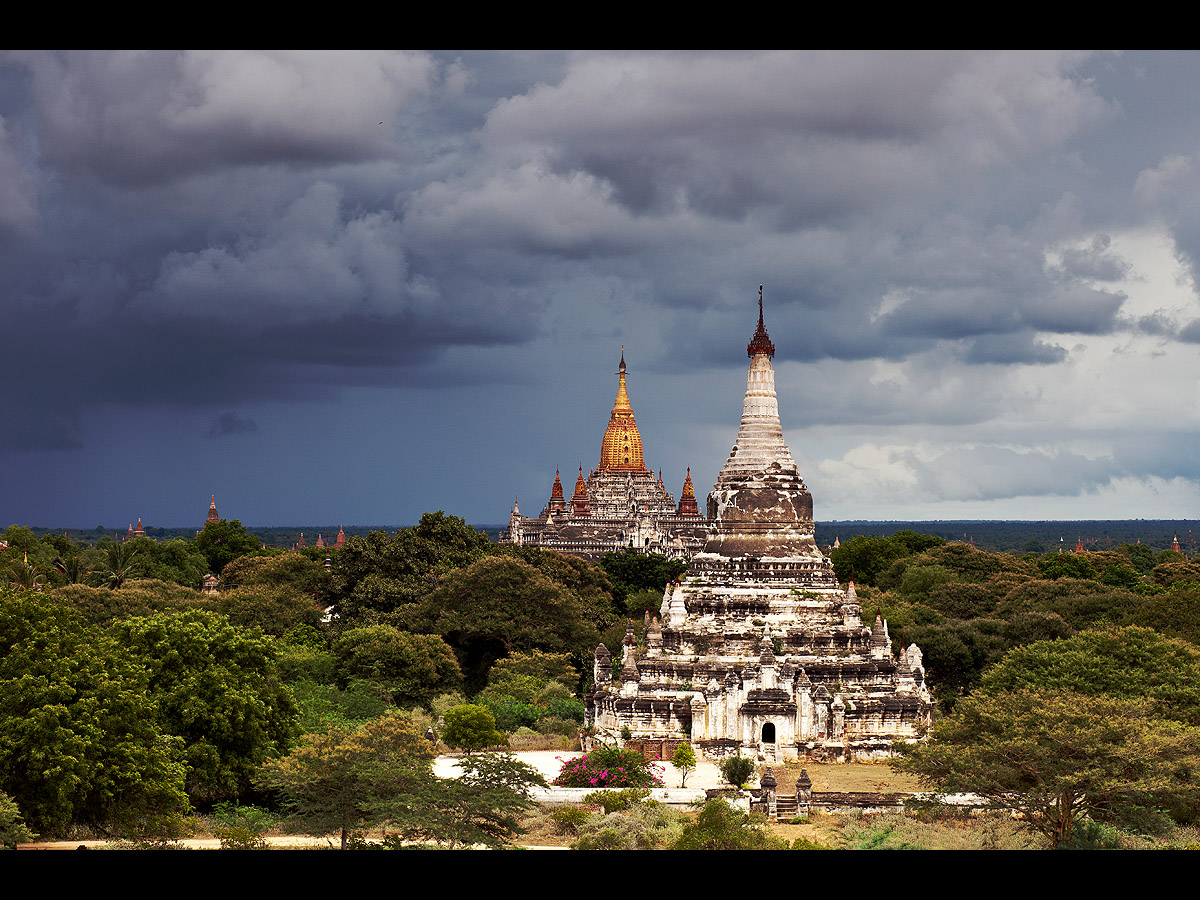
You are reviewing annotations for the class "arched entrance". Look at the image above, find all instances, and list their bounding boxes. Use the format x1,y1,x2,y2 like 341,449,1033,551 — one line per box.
762,722,776,743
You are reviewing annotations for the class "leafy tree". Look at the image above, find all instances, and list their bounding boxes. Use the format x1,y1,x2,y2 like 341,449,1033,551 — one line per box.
719,754,755,789
214,584,326,637
114,609,298,804
0,791,35,848
442,705,506,750
895,690,1200,846
94,541,146,589
1037,552,1098,581
387,753,547,849
123,536,209,589
328,512,491,621
672,742,697,787
486,649,581,695
1116,542,1156,574
0,590,190,836
978,627,1200,726
672,799,784,850
598,549,687,616
47,579,209,626
408,556,602,692
193,518,263,576
220,551,325,595
257,711,436,850
330,624,461,707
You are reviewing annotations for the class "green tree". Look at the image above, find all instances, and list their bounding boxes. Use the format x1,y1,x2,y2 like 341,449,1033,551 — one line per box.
978,627,1200,726
673,742,697,787
672,799,783,850
0,791,35,848
328,512,491,621
114,609,298,803
0,590,190,836
598,549,687,616
331,624,461,707
408,556,601,692
193,518,263,576
895,690,1200,846
388,753,547,849
257,711,435,850
441,705,506,750
719,754,755,789
123,536,209,589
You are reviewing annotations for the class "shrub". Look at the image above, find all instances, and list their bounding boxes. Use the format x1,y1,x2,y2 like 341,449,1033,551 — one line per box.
0,791,35,848
581,787,651,814
672,799,784,850
442,704,505,750
552,746,663,788
211,802,276,834
481,695,545,731
535,715,579,736
215,825,267,850
550,806,593,835
719,754,755,788
571,802,681,850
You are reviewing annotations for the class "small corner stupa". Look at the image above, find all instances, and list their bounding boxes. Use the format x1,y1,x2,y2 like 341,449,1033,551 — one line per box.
588,287,932,763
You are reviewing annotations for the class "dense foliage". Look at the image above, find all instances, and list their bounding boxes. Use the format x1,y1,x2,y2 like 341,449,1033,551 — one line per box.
113,609,298,804
0,590,190,836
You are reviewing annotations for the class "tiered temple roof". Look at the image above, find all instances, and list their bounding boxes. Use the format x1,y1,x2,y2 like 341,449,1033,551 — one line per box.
501,350,708,560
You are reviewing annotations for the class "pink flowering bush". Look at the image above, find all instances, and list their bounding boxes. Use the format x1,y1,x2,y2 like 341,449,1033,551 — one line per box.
552,746,664,788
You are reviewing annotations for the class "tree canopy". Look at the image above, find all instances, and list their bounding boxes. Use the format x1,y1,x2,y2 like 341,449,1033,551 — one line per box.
327,512,491,621
113,609,298,804
331,625,462,707
257,711,435,850
895,689,1200,846
0,590,190,836
407,555,602,692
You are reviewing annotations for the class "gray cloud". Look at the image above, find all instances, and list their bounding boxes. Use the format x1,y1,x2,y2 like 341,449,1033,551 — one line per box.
206,412,258,439
13,51,437,186
4,51,1200,526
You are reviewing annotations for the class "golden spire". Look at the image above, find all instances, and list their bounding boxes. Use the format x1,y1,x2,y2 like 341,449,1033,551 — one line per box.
600,348,646,471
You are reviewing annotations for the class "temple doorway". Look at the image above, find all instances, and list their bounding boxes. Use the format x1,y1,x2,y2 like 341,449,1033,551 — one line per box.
762,722,776,743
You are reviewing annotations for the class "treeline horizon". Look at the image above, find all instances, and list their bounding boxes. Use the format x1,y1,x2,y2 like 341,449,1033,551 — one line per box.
8,518,1196,553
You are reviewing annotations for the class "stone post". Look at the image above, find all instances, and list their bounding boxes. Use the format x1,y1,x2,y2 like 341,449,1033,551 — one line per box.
795,768,812,817
760,767,778,820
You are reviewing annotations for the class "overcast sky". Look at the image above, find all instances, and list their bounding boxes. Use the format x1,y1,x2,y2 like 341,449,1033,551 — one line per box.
3,50,1200,529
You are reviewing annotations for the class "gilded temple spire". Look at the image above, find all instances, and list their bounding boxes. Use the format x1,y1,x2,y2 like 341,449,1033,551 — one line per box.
600,348,646,471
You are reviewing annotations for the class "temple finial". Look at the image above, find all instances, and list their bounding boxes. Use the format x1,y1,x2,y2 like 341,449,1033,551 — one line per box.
747,285,775,358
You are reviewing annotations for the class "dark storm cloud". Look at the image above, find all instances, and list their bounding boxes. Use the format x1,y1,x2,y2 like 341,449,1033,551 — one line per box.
5,51,1200,525
206,412,258,439
11,51,438,186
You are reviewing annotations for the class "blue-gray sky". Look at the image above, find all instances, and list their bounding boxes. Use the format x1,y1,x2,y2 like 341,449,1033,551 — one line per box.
3,50,1200,528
